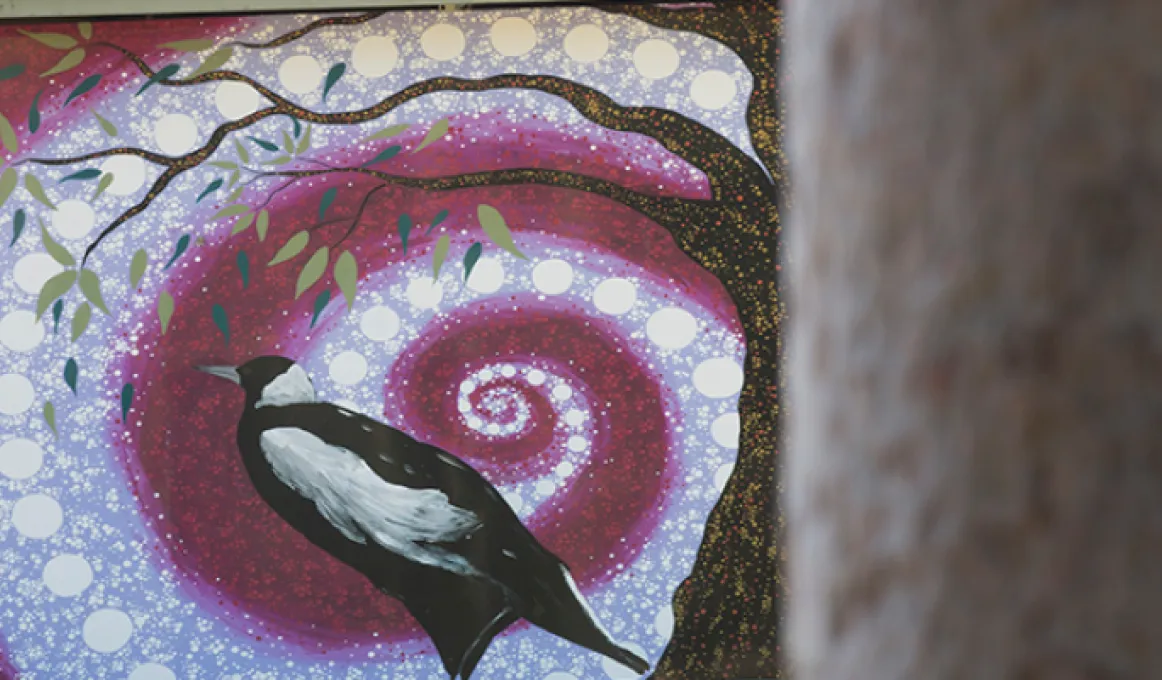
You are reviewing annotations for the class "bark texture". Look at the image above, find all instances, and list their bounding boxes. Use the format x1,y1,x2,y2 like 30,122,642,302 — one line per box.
787,3,1162,679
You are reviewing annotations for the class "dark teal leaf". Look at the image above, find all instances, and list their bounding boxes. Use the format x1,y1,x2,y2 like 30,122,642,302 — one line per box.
51,299,63,334
59,168,101,183
0,64,24,81
247,136,279,152
196,178,223,203
211,304,229,344
236,251,250,288
163,234,190,269
65,74,101,105
322,63,346,101
318,187,337,220
136,63,179,96
363,145,401,167
28,90,42,134
463,242,483,280
426,208,450,235
63,358,78,394
10,209,25,246
291,116,302,138
310,289,331,329
120,383,134,420
398,213,412,254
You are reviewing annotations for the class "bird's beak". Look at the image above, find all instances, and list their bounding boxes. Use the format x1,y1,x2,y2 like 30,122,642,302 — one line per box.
196,365,240,385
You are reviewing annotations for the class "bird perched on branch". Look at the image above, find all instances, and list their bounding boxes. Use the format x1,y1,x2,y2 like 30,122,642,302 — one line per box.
198,355,650,680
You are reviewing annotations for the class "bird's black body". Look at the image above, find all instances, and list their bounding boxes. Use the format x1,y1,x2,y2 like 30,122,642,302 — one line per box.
202,356,649,679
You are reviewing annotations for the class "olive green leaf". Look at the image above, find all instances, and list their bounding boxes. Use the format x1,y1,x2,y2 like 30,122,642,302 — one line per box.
18,30,77,50
414,118,450,153
366,123,410,142
227,169,241,189
189,47,232,78
431,234,450,279
234,138,250,164
41,47,85,77
265,155,292,166
129,249,148,287
36,270,74,318
334,250,357,309
0,168,17,208
70,302,91,342
211,204,250,220
296,125,312,154
157,291,174,333
225,185,244,203
255,209,270,241
295,246,329,298
25,174,56,209
78,22,93,40
93,110,117,137
0,113,18,154
281,130,294,154
477,204,527,259
43,401,57,437
160,38,214,52
93,172,114,199
209,160,238,170
268,231,309,266
230,212,255,236
79,268,109,315
41,224,75,266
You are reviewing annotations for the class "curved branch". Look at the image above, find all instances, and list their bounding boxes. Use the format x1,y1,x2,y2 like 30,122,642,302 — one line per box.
20,146,176,168
226,11,385,49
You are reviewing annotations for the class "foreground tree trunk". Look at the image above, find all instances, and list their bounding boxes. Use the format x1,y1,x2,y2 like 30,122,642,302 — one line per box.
788,2,1162,679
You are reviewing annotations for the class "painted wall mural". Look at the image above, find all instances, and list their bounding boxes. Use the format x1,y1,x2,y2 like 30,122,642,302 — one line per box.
0,2,784,678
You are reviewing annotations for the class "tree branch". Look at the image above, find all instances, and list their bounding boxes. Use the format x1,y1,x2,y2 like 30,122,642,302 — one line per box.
20,146,176,168
225,11,386,50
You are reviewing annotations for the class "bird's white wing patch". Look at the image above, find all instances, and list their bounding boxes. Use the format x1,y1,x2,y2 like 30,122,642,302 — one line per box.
260,427,481,575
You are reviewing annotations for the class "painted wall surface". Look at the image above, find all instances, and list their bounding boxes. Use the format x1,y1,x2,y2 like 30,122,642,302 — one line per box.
0,3,783,678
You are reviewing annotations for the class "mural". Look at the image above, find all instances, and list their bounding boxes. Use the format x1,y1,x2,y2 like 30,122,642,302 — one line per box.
0,2,784,679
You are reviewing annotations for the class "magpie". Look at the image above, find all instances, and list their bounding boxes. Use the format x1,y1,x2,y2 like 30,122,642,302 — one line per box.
198,355,650,679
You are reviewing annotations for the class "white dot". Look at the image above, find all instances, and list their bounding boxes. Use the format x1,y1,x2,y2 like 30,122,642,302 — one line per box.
500,365,516,378
564,409,586,427
129,663,176,680
98,155,147,196
646,307,698,350
153,113,198,155
352,35,399,78
690,70,738,110
329,351,368,385
593,278,636,315
0,374,35,415
478,368,495,382
42,554,92,596
546,673,578,680
214,81,261,120
603,641,648,679
567,436,587,453
13,253,64,294
714,463,735,492
490,17,537,57
503,491,524,513
536,479,557,496
422,24,466,61
279,55,323,94
12,494,62,538
693,358,744,398
654,605,675,639
50,199,95,240
460,380,476,394
407,278,444,309
552,384,574,401
0,310,44,351
466,258,505,294
564,24,609,63
633,39,679,79
360,305,400,342
555,461,575,477
711,413,741,449
532,259,574,295
0,438,43,479
83,608,133,653
527,369,546,386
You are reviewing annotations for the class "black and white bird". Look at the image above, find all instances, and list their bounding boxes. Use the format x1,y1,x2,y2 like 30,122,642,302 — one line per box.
198,355,650,680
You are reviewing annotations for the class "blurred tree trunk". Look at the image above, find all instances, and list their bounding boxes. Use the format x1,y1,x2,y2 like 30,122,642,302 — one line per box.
787,2,1162,679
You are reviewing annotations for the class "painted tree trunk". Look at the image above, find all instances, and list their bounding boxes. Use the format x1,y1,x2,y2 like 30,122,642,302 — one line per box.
788,2,1162,679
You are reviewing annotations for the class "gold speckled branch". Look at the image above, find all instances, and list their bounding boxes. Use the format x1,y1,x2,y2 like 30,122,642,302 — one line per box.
20,147,176,168
225,11,387,50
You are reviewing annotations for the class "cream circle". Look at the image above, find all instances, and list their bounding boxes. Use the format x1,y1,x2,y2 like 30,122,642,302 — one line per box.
153,113,199,155
98,155,147,196
466,257,505,294
0,310,45,351
12,494,62,538
0,438,43,479
359,305,401,342
633,39,680,79
214,81,262,120
535,479,557,496
352,35,399,78
564,409,586,427
527,369,546,386
406,277,444,309
82,608,133,653
693,357,744,398
564,24,609,63
552,384,573,401
329,351,369,385
532,259,574,295
490,17,537,57
555,461,575,477
654,604,675,638
690,69,738,110
592,278,636,315
0,374,35,415
714,462,735,492
646,307,698,350
42,554,93,597
566,435,587,453
50,199,95,240
278,54,324,94
129,663,177,680
711,412,741,448
13,253,64,294
421,24,466,61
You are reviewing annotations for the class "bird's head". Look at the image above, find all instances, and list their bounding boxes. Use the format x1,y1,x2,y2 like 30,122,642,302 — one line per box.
197,355,317,408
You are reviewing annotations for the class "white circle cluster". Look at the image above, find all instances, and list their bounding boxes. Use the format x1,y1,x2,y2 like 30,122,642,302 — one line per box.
459,364,533,437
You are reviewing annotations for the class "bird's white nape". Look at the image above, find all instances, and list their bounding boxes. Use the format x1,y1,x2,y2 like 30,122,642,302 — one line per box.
255,364,317,408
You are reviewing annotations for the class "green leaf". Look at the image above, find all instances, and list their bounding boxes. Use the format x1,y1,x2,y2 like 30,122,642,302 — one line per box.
227,169,241,189
160,38,215,52
477,204,526,259
196,178,223,203
268,231,308,266
290,116,302,138
93,110,117,137
120,383,134,420
234,138,250,164
136,63,180,95
65,74,101,105
225,186,244,203
0,64,25,81
189,47,233,78
25,173,55,209
237,251,250,288
296,125,312,154
0,168,15,208
414,118,450,153
10,209,25,246
281,130,294,154
318,187,337,220
157,292,174,333
230,212,255,235
36,270,74,319
323,63,346,100
41,224,75,266
0,113,18,154
334,250,357,309
310,289,331,329
70,302,91,341
209,160,238,170
28,90,41,134
41,47,85,77
93,172,114,199
431,234,450,279
63,358,78,394
211,304,229,344
59,168,101,183
265,155,292,166
363,145,401,167
365,123,410,142
255,209,269,241
129,249,148,286
43,401,56,437
295,246,329,298
79,268,109,315
463,242,483,280
78,22,93,40
51,299,64,334
210,203,250,220
164,234,190,269
398,213,412,254
428,208,450,234
19,30,77,50
248,136,279,152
